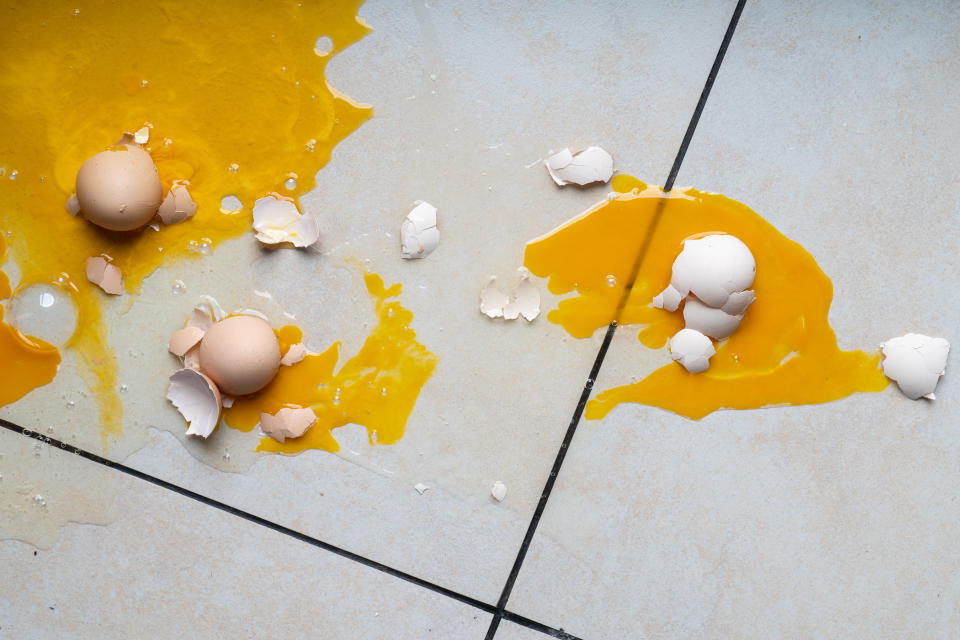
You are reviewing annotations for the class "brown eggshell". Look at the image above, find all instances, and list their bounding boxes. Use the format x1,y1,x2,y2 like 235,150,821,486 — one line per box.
75,144,162,231
198,315,281,395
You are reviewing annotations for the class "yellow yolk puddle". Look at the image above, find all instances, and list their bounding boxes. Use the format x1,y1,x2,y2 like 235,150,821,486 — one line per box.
525,174,888,420
0,233,61,404
225,273,438,454
0,1,371,441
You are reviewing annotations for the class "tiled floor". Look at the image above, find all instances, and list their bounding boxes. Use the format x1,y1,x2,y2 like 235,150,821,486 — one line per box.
2,1,958,638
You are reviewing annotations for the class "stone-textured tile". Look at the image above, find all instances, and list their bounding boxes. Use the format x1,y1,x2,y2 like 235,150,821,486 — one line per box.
0,429,490,640
3,0,735,603
496,620,563,640
507,1,960,638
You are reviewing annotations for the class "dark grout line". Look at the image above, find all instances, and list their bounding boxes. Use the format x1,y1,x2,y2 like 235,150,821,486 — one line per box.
483,1,747,638
0,416,554,639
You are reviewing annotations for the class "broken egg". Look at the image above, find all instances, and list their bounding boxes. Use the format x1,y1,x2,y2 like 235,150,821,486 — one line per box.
166,368,222,438
668,328,715,374
479,270,541,321
259,406,317,443
880,333,950,400
544,146,614,187
157,181,197,225
198,315,281,395
252,194,319,247
682,296,744,340
75,144,163,231
653,234,756,311
400,201,439,259
84,256,123,295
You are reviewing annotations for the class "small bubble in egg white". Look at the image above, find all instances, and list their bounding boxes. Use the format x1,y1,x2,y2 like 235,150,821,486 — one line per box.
284,177,297,190
606,275,617,287
119,384,128,393
198,240,211,255
222,451,231,461
141,79,148,87
9,170,18,180
171,280,186,295
228,163,239,173
73,8,79,15
66,400,75,408
47,426,54,434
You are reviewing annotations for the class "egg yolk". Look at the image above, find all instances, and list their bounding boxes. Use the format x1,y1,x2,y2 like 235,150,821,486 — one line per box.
225,273,438,454
0,233,61,405
0,0,371,441
524,174,888,420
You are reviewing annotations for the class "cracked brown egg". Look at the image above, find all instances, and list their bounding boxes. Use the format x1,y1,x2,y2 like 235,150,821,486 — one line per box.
75,144,163,231
198,315,282,396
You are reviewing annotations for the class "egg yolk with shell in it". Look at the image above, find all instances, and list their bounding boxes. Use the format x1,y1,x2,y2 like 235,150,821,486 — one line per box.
0,0,371,443
225,273,439,454
523,174,889,420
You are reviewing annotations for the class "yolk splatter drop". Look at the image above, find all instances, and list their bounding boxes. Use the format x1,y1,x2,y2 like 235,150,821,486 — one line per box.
0,233,61,405
225,273,438,454
0,0,371,441
524,174,888,420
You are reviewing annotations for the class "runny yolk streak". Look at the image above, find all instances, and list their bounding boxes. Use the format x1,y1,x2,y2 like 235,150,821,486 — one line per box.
524,174,888,420
224,273,438,454
0,1,371,443
0,233,61,405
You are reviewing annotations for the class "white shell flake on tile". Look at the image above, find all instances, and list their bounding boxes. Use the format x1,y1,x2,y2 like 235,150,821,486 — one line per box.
480,271,541,322
252,194,319,248
260,407,317,443
166,368,222,438
544,146,614,186
880,333,950,400
490,481,507,502
400,201,439,259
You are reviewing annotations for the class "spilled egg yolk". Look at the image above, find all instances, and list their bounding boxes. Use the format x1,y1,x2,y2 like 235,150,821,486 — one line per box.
225,273,438,454
0,0,371,440
524,174,888,420
0,233,61,404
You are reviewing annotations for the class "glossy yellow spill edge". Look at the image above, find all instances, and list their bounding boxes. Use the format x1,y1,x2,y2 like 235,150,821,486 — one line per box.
0,0,371,442
225,273,438,454
524,174,888,420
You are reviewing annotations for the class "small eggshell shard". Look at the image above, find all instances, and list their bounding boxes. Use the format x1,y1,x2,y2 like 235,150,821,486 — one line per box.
252,194,319,248
188,295,226,331
84,256,123,295
198,315,282,395
168,326,205,357
652,284,683,312
166,368,222,439
400,202,439,259
221,395,234,408
668,328,716,374
75,144,163,231
414,483,430,495
157,181,197,225
668,234,756,308
260,407,317,443
490,480,507,502
880,333,950,400
280,342,307,366
480,276,509,319
544,146,614,187
66,194,81,216
502,271,541,322
682,297,743,340
133,126,150,145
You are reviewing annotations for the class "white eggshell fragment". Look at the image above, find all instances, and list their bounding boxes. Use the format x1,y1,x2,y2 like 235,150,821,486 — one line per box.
682,297,743,340
400,202,439,259
490,480,507,502
880,333,950,400
168,326,205,357
503,270,541,321
280,342,307,366
544,147,614,186
66,194,81,216
252,194,319,248
157,181,197,225
260,407,317,443
657,234,756,309
84,256,123,295
167,368,222,438
668,328,716,374
722,289,756,315
652,284,683,312
480,276,510,319
188,295,226,331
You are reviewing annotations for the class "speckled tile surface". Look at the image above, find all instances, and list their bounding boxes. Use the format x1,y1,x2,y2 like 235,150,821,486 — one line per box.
2,1,957,638
506,1,960,637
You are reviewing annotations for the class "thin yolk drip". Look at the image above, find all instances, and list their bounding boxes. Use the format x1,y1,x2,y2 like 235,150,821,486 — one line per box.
0,0,371,443
0,233,61,404
225,273,438,454
524,174,888,420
